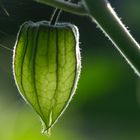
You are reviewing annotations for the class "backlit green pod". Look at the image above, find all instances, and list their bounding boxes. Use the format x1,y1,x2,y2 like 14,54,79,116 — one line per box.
13,21,81,134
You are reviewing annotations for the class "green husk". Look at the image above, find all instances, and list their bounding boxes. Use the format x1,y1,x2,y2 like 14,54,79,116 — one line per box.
13,21,81,134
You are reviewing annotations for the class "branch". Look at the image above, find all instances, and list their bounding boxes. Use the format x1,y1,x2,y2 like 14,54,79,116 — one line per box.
33,0,140,77
34,0,88,15
85,0,140,76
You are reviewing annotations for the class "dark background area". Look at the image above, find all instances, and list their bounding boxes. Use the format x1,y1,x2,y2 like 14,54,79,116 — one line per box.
0,0,140,139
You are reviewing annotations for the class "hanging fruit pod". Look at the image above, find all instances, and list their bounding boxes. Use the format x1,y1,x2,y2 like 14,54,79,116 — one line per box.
13,21,81,134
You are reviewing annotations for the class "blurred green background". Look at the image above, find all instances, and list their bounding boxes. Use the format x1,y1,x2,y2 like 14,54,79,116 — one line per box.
1,0,140,139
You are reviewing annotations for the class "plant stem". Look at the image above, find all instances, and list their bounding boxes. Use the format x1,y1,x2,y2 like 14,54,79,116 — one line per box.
0,44,13,52
0,0,9,16
34,0,87,15
33,0,140,76
50,8,61,25
50,0,71,25
85,0,140,76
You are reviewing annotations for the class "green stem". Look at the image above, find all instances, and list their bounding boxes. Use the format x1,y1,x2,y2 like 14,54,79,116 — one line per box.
50,8,61,25
34,0,87,15
85,0,140,76
33,0,140,76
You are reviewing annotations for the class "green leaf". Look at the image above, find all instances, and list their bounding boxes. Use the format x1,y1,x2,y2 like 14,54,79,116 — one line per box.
13,21,81,134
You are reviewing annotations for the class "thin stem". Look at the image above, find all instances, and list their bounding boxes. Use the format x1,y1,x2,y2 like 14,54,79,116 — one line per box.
0,0,9,16
34,0,87,15
0,44,13,52
50,0,71,25
50,8,61,25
